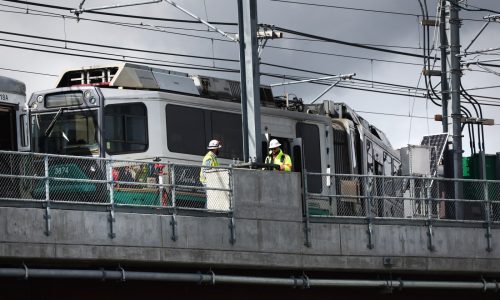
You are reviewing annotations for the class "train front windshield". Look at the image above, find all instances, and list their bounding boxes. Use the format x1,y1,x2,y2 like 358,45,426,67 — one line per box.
31,109,99,156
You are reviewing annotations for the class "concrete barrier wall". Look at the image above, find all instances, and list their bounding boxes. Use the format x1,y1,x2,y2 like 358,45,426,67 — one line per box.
0,169,498,274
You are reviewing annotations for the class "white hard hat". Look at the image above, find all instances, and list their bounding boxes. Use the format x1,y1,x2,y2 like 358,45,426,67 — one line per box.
269,139,281,149
207,139,222,150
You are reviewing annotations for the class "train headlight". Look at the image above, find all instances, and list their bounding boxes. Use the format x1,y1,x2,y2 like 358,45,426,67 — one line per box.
36,95,43,103
89,97,96,105
84,90,92,100
31,102,38,109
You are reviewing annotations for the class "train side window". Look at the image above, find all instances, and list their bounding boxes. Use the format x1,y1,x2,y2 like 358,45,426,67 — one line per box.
104,103,148,154
211,111,243,160
296,122,322,193
20,114,29,147
166,104,206,155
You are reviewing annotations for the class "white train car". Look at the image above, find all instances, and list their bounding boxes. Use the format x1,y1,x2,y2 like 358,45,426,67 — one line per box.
26,63,401,216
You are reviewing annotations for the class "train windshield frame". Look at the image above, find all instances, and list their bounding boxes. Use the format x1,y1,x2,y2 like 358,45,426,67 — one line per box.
31,108,99,156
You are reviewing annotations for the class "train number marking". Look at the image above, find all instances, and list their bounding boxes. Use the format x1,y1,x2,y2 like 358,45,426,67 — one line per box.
53,166,70,176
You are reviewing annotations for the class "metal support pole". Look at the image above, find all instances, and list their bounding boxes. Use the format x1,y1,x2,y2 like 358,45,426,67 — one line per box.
450,0,464,219
238,0,262,163
237,0,249,162
440,0,450,133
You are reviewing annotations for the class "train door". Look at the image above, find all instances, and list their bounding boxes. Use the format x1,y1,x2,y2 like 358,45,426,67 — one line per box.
0,104,17,151
289,138,303,173
0,104,19,198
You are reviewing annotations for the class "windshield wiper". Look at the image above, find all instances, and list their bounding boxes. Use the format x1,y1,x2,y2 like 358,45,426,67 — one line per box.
44,108,64,137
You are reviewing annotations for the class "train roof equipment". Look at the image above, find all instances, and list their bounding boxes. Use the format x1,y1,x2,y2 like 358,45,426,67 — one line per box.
55,63,275,104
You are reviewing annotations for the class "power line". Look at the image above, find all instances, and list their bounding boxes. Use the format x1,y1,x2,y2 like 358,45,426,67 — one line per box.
355,110,434,120
0,30,239,63
0,5,229,35
0,28,428,95
266,45,422,66
0,37,228,70
270,0,421,17
279,37,424,50
451,1,500,15
269,0,485,22
273,25,440,60
464,84,500,91
0,3,431,70
0,0,238,25
0,42,239,74
0,3,232,42
0,66,57,76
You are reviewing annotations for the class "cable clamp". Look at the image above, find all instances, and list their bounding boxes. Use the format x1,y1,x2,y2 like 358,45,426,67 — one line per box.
197,271,203,285
301,273,310,289
481,276,487,292
100,268,106,281
22,263,28,280
118,265,126,282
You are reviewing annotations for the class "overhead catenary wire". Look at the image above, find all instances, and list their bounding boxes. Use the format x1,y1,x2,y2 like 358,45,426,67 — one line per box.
0,5,498,108
0,2,432,59
0,0,238,25
273,26,440,60
0,3,234,42
0,66,57,76
2,37,499,107
269,0,485,22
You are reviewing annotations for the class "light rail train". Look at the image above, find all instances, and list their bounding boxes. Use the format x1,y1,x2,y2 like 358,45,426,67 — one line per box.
26,63,402,214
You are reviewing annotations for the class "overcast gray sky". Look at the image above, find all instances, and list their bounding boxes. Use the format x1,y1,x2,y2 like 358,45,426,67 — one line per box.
1,0,499,155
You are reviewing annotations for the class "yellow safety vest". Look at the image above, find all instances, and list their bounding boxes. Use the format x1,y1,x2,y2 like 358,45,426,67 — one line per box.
265,149,292,172
200,151,219,184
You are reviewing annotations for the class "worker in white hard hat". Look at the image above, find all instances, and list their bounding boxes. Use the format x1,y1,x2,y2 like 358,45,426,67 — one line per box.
200,139,222,184
264,139,292,172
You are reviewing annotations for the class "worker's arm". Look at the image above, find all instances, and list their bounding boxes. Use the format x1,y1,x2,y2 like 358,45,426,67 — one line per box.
280,155,292,172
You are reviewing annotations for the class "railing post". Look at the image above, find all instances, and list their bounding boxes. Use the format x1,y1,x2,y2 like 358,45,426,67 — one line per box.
106,159,116,239
43,155,51,236
426,177,435,252
364,175,374,249
330,171,336,216
484,178,493,252
171,163,176,208
381,176,386,217
302,169,311,248
170,163,177,242
228,167,236,245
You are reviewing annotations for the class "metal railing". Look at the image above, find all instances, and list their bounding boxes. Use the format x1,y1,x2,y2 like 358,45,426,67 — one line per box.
305,172,500,223
0,150,233,213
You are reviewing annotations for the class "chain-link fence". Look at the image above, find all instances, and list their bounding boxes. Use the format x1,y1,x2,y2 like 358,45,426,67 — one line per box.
0,151,233,212
306,172,500,223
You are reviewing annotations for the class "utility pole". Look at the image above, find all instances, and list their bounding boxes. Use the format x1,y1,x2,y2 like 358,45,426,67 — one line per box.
439,0,449,133
449,0,463,219
237,0,262,163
